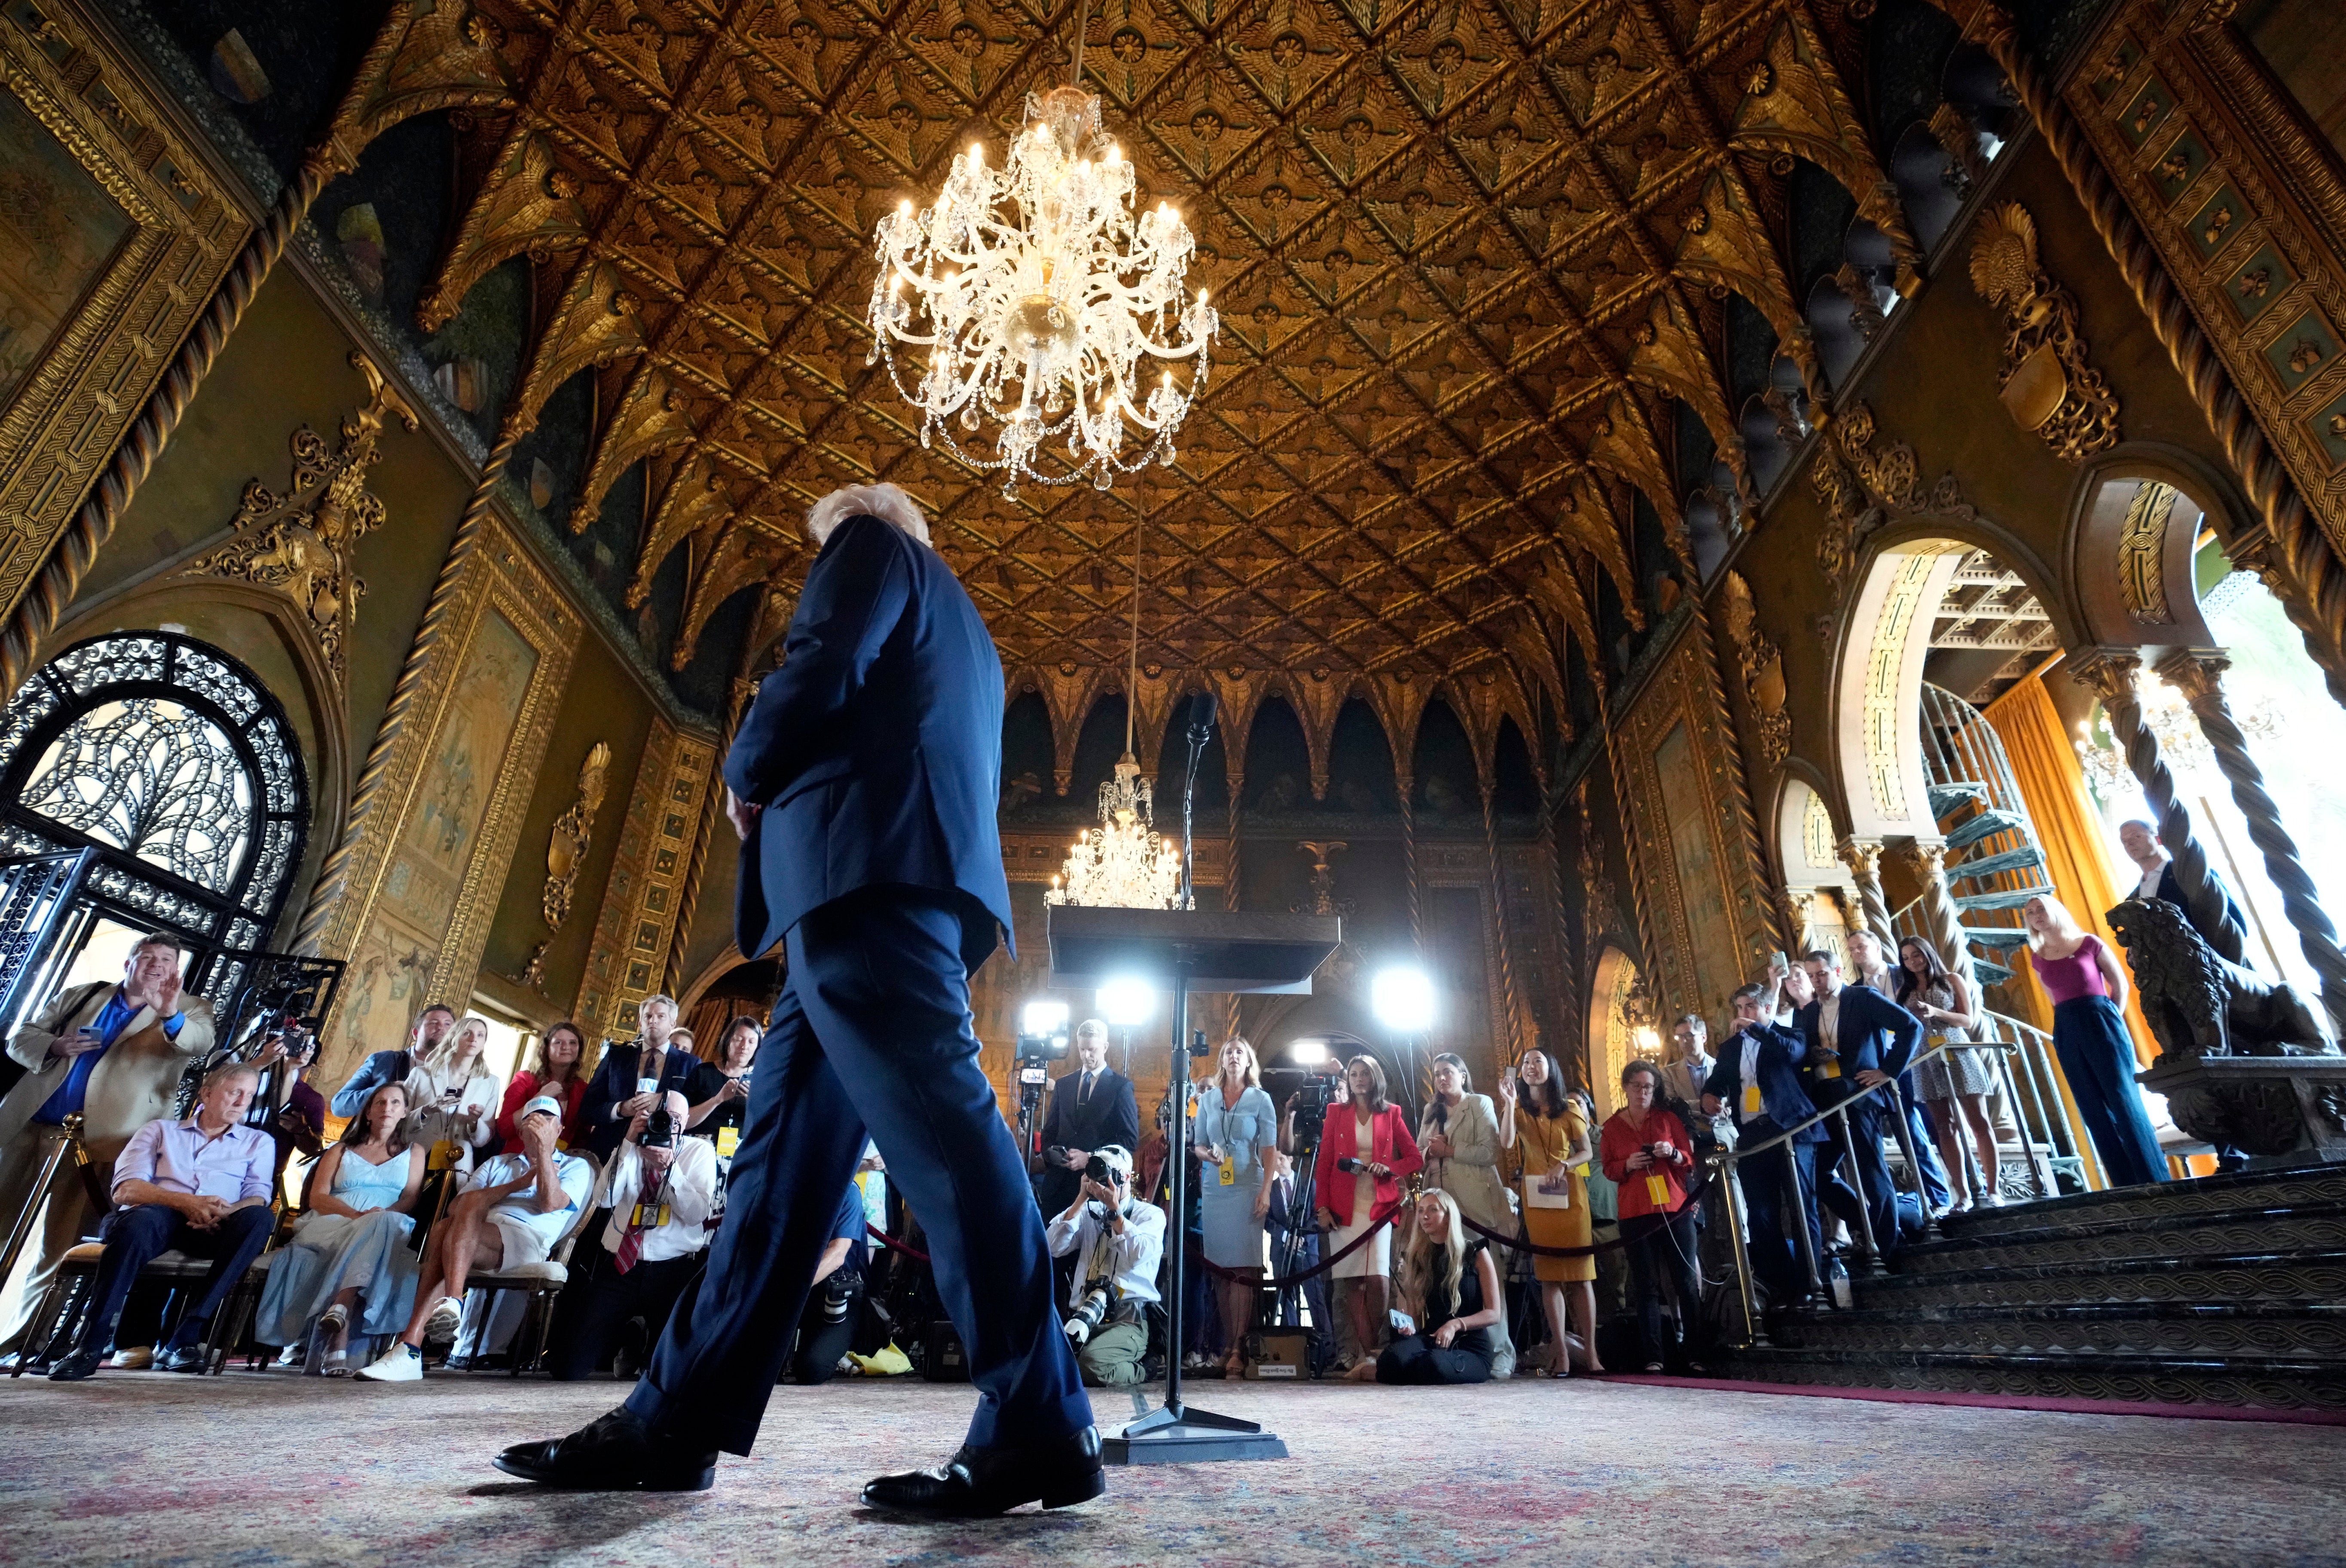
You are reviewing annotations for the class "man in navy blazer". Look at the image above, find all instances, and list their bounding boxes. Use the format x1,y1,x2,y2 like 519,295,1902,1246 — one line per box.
496,483,1096,1514
1796,948,1922,1257
1704,975,1830,1305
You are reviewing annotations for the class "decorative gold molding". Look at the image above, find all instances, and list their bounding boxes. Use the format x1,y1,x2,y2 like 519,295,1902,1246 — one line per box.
1968,201,2123,462
182,354,417,691
542,739,611,930
1719,570,1791,770
0,0,248,625
1808,402,1980,593
572,720,716,1040
312,510,583,1080
1608,615,1781,1026
2119,480,2181,625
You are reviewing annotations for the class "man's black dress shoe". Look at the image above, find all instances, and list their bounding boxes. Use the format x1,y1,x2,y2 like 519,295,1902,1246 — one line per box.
47,1351,101,1382
157,1344,209,1374
493,1407,718,1491
861,1426,1105,1517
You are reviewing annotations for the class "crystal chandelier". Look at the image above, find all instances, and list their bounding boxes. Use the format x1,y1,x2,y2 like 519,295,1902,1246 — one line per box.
1046,515,1189,910
866,21,1217,498
1046,756,1186,910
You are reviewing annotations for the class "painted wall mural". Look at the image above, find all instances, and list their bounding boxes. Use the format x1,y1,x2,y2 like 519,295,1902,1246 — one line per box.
317,514,580,1085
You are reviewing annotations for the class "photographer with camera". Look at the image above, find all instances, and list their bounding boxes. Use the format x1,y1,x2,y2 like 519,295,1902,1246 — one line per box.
784,1179,875,1385
1042,1145,1162,1388
1036,1021,1137,1217
546,1091,718,1381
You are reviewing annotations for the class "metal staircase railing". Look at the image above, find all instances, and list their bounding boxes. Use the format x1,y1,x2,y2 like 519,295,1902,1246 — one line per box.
1913,682,2056,987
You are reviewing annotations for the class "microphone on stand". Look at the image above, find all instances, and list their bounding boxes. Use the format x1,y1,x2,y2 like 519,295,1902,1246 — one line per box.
1180,692,1217,911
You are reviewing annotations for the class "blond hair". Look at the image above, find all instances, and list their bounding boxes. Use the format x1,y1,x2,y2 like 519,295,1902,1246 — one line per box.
2023,893,2086,952
1216,1036,1260,1089
1400,1188,1468,1327
417,1014,489,1078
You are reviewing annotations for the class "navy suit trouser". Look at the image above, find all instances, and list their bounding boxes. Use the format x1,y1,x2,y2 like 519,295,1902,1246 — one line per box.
78,1202,273,1356
1818,1092,1906,1254
1738,1131,1823,1302
627,885,1089,1455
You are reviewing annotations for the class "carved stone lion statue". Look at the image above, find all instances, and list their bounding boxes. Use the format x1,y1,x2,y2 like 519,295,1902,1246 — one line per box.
2106,897,2337,1060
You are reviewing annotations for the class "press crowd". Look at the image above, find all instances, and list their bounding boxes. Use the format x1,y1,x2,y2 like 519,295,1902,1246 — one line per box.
0,867,2175,1387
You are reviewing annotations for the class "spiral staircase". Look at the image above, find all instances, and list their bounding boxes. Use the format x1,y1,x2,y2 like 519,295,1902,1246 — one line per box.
1911,682,2056,990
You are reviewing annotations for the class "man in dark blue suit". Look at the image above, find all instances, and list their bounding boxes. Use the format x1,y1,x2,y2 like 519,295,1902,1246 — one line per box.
1703,975,1830,1305
1796,948,1922,1258
496,483,1098,1513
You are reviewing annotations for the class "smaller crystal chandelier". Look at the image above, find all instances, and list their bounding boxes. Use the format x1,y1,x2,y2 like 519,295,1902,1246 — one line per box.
866,5,1216,498
1046,517,1189,910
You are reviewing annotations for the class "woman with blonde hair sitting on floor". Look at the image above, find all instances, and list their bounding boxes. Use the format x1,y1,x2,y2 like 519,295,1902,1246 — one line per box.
1350,1188,1501,1385
253,1082,426,1374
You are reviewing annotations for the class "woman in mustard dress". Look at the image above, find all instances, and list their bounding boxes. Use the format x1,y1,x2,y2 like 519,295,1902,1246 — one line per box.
1498,1048,1605,1376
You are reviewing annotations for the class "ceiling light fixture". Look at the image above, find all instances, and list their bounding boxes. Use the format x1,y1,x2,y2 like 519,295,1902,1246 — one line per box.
866,2,1216,498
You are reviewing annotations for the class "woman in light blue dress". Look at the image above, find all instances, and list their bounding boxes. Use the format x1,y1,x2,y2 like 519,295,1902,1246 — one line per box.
254,1082,426,1373
1193,1037,1277,1376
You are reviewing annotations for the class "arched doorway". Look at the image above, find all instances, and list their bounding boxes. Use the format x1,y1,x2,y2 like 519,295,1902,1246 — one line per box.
0,630,309,985
1584,946,1648,1120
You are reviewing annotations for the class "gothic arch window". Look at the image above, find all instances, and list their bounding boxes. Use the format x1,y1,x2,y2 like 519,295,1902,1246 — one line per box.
0,631,309,954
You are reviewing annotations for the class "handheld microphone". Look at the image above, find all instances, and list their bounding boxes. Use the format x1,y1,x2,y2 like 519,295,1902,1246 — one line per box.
1186,690,1217,745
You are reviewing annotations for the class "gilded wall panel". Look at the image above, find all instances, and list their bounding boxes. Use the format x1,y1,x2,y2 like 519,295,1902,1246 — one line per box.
0,0,248,620
1608,616,1780,1028
2068,7,2346,548
572,717,715,1042
318,515,581,1079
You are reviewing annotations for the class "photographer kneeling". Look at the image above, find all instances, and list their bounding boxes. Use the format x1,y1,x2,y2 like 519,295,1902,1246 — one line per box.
786,1180,875,1385
546,1092,716,1381
1042,1146,1162,1387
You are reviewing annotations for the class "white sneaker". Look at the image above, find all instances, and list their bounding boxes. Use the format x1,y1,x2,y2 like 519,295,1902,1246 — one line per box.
1979,1190,2007,1207
423,1296,464,1341
356,1343,423,1382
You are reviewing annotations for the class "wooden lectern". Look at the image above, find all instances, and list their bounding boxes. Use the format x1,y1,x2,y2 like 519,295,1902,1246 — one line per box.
1047,904,1340,1465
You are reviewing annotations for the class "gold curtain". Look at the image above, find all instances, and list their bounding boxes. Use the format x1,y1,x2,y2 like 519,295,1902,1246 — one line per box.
1981,669,2158,1066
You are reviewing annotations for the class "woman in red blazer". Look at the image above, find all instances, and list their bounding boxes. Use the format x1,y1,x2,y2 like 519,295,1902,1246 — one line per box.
1312,1055,1424,1371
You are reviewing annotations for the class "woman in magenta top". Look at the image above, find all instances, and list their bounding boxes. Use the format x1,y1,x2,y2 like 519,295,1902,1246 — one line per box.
2024,895,2168,1187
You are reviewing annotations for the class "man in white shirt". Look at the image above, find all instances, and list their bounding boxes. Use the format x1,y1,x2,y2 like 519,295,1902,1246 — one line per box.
548,1091,718,1380
1043,1145,1162,1388
360,1094,593,1381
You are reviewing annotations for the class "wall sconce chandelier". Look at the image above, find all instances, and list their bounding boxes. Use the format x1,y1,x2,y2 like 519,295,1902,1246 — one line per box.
866,6,1216,499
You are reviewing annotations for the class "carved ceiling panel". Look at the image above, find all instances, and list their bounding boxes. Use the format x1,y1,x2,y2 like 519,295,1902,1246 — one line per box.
435,0,1909,692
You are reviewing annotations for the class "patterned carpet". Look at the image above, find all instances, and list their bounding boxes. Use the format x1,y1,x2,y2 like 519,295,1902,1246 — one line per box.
3,1371,2342,1566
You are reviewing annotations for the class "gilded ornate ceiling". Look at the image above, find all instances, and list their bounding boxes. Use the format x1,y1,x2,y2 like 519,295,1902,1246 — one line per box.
429,0,1913,705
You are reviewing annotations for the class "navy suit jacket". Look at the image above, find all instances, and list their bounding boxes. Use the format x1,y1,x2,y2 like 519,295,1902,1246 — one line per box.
2154,863,2248,956
1704,1022,1828,1145
726,513,1013,970
1794,984,1921,1090
579,1041,700,1159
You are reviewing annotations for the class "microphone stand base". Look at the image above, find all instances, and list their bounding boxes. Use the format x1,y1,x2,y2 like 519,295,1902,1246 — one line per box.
1102,1400,1288,1465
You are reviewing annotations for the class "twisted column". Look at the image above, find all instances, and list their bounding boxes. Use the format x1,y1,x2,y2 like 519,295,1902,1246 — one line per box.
292,430,520,954
1835,836,1894,944
0,148,345,699
1896,839,1980,992
1480,781,1526,1049
1538,792,1576,1065
2070,648,2246,964
2157,649,2346,1026
1930,0,2346,713
1399,768,1422,957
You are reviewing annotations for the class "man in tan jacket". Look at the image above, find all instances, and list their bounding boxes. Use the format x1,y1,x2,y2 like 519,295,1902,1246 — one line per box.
0,934,214,1356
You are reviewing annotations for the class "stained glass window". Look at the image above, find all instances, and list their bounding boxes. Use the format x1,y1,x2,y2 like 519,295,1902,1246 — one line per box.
0,632,307,952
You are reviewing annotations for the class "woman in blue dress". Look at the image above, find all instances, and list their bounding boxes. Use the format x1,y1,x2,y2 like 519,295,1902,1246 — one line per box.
1193,1036,1277,1376
254,1081,426,1373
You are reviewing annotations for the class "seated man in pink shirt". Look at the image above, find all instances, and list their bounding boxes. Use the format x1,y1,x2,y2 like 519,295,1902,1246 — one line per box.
50,1061,276,1381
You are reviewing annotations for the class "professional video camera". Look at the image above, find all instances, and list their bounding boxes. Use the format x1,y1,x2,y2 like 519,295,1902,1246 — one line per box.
1013,1000,1071,1176
1282,1062,1346,1144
